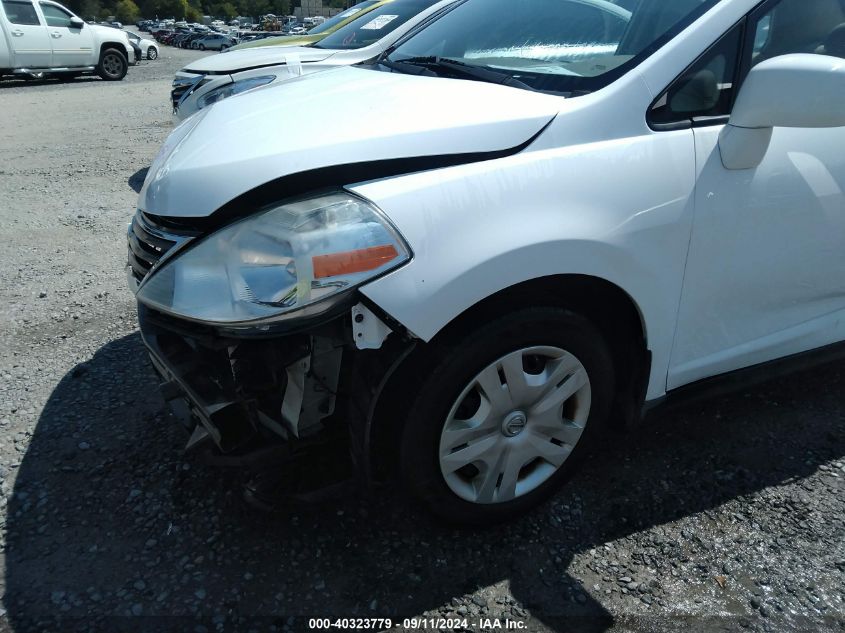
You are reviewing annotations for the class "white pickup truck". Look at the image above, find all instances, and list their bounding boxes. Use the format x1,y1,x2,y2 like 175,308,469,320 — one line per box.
0,0,133,80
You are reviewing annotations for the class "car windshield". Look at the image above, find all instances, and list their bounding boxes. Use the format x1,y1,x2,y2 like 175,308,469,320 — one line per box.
306,0,381,35
313,0,440,50
385,0,721,95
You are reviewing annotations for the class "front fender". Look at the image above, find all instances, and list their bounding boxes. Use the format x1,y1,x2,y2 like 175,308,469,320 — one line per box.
351,130,696,401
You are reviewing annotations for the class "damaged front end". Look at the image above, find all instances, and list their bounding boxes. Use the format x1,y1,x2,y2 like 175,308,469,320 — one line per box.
139,300,413,498
128,191,417,498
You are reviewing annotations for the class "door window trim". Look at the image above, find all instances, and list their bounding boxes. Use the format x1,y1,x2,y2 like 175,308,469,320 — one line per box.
647,17,747,131
39,1,73,27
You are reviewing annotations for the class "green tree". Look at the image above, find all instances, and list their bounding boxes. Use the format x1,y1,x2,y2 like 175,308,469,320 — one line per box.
242,0,269,19
78,0,102,20
156,0,189,19
185,4,202,20
268,0,289,16
211,1,237,18
115,0,140,22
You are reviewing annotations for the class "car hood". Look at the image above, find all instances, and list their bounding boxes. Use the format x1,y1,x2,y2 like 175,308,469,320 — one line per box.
140,66,561,218
184,45,335,73
91,24,129,42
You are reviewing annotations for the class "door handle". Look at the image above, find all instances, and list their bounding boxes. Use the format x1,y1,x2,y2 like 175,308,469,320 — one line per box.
11,29,24,36
51,31,62,38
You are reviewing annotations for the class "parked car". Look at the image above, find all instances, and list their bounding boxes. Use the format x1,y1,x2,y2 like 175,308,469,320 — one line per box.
129,0,845,523
181,32,207,48
127,35,141,63
126,30,158,59
192,33,234,50
230,0,394,50
0,0,133,79
171,0,462,119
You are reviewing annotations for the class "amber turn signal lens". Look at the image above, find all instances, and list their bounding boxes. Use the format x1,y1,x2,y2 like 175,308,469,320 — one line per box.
312,244,399,279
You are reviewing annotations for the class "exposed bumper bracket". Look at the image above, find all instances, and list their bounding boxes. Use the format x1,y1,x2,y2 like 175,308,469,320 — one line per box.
352,302,392,350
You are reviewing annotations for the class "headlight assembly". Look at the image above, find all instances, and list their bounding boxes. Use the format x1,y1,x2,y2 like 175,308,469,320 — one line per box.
197,75,276,109
135,193,411,325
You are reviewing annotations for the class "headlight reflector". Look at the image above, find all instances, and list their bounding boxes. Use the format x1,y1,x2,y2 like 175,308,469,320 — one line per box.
197,75,276,109
136,193,410,324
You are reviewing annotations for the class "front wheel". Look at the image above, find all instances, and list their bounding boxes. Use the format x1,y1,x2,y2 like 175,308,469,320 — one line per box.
147,47,158,60
96,48,127,81
198,43,205,50
399,307,615,525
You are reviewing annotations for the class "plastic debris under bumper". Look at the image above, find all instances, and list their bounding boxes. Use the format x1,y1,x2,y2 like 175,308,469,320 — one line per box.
138,304,342,454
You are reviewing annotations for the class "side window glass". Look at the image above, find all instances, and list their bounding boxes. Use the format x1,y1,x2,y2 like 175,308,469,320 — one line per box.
648,23,742,126
1,0,40,25
39,2,72,27
751,0,845,64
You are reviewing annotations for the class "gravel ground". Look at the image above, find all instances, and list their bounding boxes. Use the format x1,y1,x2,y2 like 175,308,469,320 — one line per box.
0,42,844,633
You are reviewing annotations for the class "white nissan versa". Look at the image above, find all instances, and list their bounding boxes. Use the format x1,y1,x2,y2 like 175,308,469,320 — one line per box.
128,0,845,523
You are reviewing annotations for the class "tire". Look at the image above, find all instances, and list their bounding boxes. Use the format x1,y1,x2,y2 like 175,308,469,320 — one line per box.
220,44,229,51
147,47,158,60
96,48,127,81
399,306,615,525
198,43,205,50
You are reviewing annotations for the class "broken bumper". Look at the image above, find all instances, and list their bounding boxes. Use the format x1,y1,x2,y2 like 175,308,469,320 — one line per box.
139,301,347,450
137,300,410,476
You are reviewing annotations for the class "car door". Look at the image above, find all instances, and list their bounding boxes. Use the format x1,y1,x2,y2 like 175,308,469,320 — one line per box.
0,0,50,67
38,1,93,67
666,0,845,389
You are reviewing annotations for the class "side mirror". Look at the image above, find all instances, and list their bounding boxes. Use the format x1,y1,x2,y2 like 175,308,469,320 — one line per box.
719,53,845,169
69,16,84,28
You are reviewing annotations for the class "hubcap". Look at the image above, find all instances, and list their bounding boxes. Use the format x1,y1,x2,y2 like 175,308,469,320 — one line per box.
103,54,121,76
438,346,591,505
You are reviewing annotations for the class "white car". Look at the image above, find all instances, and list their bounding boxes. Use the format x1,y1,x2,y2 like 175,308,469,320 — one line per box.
126,30,158,60
170,0,465,120
0,0,133,79
129,0,845,523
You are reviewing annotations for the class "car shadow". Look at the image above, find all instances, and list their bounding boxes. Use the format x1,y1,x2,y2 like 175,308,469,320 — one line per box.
3,332,843,631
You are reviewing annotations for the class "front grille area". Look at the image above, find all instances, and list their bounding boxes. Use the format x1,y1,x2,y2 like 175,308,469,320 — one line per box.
127,211,193,283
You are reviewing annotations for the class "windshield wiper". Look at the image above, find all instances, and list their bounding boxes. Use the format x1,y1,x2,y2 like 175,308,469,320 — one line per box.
382,56,536,92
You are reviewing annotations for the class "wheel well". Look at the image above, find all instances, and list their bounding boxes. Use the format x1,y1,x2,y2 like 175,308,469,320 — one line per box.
367,274,650,480
99,43,127,60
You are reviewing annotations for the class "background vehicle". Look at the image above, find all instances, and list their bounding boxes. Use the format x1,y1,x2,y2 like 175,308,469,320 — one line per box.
230,0,393,50
127,34,140,63
193,33,234,50
126,30,158,59
172,0,458,119
0,0,133,80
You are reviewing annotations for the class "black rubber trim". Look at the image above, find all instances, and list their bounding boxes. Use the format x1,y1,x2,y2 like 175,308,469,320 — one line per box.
144,117,554,233
182,63,287,75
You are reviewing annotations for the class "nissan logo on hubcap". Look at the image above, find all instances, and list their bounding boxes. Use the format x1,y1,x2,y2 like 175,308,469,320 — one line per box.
502,411,527,437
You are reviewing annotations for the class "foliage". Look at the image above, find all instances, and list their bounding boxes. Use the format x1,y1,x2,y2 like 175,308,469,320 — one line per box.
115,0,140,22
